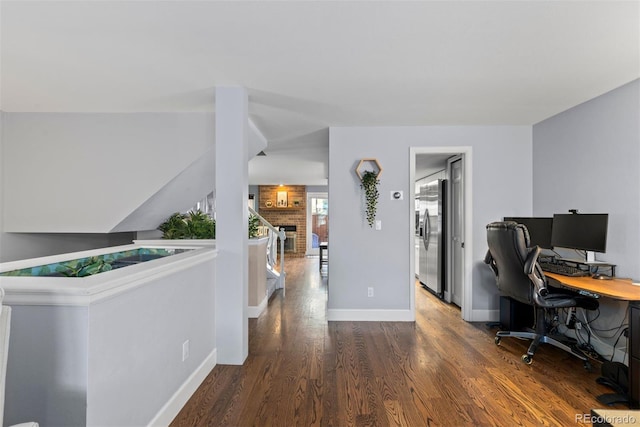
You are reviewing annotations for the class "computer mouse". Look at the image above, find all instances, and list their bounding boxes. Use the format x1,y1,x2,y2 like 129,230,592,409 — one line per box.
592,274,613,280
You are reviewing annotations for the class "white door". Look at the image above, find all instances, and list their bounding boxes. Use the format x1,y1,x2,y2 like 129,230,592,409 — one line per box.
448,157,464,307
306,193,328,255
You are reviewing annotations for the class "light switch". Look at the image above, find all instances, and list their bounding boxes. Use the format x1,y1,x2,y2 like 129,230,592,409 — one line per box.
375,220,382,230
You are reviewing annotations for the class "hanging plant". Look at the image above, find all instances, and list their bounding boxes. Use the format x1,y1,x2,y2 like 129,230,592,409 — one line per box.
360,170,380,227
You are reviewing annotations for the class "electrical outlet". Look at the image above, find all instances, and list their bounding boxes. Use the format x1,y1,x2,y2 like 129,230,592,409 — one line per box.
368,287,374,297
182,340,190,362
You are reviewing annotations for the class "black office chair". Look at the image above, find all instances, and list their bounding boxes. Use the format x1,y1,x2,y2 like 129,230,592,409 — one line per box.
484,221,598,365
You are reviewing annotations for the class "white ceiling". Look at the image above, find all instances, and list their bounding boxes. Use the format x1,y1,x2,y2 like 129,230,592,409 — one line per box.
2,1,639,184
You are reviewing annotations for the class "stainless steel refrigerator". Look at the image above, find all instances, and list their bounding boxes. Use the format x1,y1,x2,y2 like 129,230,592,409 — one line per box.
418,179,446,297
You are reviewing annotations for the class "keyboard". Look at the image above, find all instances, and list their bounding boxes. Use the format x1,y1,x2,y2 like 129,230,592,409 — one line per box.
539,262,590,277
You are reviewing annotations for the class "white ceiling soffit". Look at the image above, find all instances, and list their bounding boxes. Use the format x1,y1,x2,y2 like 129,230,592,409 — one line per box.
5,1,637,187
249,128,329,185
2,0,638,145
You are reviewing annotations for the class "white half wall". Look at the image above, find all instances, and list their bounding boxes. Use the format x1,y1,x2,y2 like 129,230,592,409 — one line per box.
5,305,88,426
87,259,216,426
328,126,532,321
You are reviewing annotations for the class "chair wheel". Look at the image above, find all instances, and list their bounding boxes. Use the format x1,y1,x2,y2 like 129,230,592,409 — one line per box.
521,354,533,365
494,336,501,345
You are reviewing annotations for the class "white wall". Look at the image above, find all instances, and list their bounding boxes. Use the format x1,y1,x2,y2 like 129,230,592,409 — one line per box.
533,79,640,280
306,185,329,193
532,79,639,362
0,232,135,263
328,126,532,321
2,113,215,233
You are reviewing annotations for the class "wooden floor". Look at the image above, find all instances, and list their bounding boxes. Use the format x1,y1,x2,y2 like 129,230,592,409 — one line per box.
171,257,619,427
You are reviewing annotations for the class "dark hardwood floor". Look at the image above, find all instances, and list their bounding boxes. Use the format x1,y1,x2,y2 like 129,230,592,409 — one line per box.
170,257,619,426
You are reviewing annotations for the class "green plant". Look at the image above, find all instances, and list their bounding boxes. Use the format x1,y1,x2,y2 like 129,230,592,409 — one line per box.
159,211,262,239
56,257,113,277
186,210,216,239
157,212,188,239
360,170,380,227
248,214,260,238
158,210,215,239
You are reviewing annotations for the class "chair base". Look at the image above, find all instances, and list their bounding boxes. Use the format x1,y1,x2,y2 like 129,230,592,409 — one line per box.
495,330,588,363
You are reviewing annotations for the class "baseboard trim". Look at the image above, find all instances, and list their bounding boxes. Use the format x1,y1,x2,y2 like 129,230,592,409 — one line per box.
327,309,414,322
147,348,217,427
247,294,269,319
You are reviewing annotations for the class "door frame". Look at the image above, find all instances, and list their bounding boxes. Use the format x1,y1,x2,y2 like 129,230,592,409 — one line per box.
409,147,473,321
306,192,328,256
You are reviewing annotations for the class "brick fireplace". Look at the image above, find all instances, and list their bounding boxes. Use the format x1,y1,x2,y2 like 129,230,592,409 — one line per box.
258,185,306,257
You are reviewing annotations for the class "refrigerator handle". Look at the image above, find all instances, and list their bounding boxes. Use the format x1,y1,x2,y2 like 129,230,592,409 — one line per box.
423,208,430,250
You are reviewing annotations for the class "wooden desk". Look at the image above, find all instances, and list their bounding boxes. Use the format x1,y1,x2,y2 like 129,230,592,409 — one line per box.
545,273,640,301
546,273,640,409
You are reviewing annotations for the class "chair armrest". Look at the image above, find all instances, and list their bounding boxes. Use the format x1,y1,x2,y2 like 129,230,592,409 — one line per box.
523,246,539,275
524,246,548,297
484,250,498,276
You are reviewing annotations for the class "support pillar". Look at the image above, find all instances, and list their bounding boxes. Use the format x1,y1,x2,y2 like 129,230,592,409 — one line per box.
214,86,249,364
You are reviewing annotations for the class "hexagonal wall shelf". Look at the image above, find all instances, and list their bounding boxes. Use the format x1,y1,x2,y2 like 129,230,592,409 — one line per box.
355,158,383,181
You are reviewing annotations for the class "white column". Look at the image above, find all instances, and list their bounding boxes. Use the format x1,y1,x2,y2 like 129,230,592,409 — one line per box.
214,86,249,364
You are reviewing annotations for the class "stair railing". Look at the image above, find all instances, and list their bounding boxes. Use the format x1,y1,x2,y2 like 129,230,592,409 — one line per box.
249,206,286,295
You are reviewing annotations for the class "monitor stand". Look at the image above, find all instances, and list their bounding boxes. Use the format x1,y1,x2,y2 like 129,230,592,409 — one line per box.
586,251,596,263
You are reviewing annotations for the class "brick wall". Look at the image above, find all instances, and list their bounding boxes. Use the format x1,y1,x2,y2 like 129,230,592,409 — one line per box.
258,185,306,257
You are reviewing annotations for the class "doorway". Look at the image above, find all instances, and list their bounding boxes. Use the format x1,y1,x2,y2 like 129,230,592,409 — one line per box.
306,192,328,256
410,147,472,321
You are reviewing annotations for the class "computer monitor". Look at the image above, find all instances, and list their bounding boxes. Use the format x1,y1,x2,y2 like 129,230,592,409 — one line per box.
503,217,554,249
551,213,608,253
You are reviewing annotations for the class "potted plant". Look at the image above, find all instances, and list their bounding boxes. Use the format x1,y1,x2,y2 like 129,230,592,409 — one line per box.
158,211,261,239
186,210,216,239
157,210,215,239
360,170,380,228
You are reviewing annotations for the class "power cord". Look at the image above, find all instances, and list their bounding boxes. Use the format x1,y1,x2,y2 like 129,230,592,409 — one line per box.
610,328,629,362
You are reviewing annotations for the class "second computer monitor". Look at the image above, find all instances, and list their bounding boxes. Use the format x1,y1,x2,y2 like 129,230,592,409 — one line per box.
551,213,608,253
503,217,554,249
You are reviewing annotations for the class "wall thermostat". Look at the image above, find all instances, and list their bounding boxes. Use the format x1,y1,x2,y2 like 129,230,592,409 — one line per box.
391,191,403,200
